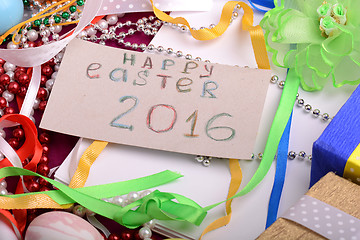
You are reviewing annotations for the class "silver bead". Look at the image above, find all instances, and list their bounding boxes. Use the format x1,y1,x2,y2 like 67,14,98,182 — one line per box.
3,62,16,72
278,81,285,88
52,33,59,41
307,155,312,161
166,48,173,54
128,28,135,35
147,44,155,51
139,44,147,50
132,43,139,49
42,37,49,43
209,24,216,29
144,29,151,35
232,12,239,18
258,153,263,160
185,54,192,60
312,109,320,117
288,151,296,160
296,93,299,99
136,19,144,25
125,21,132,26
90,35,98,41
195,155,204,162
195,57,202,61
3,91,14,102
117,23,124,28
149,16,155,21
298,151,306,159
144,220,156,229
176,51,183,57
139,227,152,239
304,104,312,112
202,159,211,167
251,153,255,160
156,46,164,52
99,41,105,45
270,75,278,83
154,20,161,26
124,42,131,47
297,99,304,107
180,25,187,32
322,113,330,121
72,205,86,217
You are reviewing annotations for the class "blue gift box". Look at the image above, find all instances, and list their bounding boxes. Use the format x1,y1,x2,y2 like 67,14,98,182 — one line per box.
311,85,360,187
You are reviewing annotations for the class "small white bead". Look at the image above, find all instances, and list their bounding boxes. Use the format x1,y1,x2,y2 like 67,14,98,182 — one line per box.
33,99,40,109
112,196,126,206
106,15,118,25
87,27,97,36
140,190,152,198
0,180,7,189
27,29,39,42
3,62,16,72
54,25,62,33
3,91,14,102
77,30,87,38
6,71,14,80
139,227,152,239
127,192,139,203
46,79,55,90
0,188,8,195
54,64,60,71
97,19,108,30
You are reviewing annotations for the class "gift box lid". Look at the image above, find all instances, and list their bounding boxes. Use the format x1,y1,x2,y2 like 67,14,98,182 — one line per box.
311,85,360,186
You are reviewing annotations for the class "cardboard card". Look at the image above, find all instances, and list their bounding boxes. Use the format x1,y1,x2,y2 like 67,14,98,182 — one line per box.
41,38,271,159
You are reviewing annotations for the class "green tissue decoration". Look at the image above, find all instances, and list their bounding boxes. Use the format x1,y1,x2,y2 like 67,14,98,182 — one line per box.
260,0,360,91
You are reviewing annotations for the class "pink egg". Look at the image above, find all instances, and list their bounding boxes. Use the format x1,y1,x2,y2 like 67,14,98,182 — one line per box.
25,211,103,240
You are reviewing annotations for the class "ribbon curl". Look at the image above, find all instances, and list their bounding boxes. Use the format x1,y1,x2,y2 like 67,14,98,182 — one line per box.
260,0,360,91
0,167,207,229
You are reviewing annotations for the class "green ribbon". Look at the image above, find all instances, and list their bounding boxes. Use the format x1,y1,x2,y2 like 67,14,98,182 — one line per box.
204,68,300,211
0,167,206,229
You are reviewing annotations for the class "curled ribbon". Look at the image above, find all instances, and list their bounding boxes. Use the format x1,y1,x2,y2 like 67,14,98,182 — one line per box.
0,167,206,229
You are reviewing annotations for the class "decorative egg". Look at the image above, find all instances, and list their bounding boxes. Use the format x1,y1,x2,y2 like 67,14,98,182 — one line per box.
0,0,24,35
25,211,103,240
0,214,18,240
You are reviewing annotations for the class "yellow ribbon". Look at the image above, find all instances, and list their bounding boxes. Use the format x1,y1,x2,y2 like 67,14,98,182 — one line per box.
344,143,360,183
199,159,242,239
149,0,270,69
0,141,108,209
69,140,108,188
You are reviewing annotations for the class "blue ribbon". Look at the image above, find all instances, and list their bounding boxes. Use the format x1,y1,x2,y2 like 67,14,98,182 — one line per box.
248,0,275,12
265,111,292,228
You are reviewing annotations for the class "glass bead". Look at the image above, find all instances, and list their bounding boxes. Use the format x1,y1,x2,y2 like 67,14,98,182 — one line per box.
288,151,296,160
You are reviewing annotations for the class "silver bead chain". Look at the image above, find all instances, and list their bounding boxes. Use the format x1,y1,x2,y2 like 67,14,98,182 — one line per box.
270,75,333,122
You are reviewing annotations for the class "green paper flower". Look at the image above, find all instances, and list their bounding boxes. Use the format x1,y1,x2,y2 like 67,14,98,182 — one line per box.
260,0,360,91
